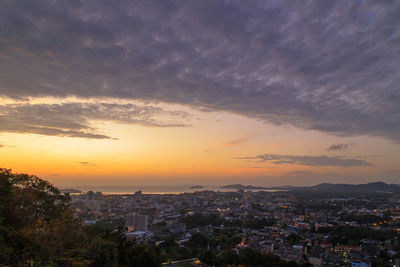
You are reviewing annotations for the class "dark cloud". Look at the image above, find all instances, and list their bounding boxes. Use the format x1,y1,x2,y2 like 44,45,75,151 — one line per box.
0,1,400,141
249,166,276,169
327,143,350,151
79,161,95,166
0,102,190,139
0,143,15,148
238,154,371,167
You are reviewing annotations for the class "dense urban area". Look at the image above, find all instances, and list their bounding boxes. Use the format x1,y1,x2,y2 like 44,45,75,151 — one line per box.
2,168,400,267
73,184,400,267
2,0,400,266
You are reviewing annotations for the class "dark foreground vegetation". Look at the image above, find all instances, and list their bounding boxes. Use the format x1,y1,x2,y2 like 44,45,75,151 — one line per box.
0,168,161,266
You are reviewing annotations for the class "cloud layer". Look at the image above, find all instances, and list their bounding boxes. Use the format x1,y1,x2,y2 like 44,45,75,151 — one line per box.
0,102,190,139
79,161,96,166
327,143,350,151
238,154,371,167
0,1,399,141
217,138,249,147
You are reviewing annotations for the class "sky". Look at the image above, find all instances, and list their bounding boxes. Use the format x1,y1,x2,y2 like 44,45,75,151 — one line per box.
0,0,399,188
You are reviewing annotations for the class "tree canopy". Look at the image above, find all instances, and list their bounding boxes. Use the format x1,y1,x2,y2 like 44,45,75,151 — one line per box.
0,168,161,266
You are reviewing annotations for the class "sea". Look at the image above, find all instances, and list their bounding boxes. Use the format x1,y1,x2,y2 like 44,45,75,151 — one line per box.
60,185,284,195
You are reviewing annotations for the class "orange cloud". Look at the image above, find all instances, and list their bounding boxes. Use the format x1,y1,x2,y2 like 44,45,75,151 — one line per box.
217,138,249,147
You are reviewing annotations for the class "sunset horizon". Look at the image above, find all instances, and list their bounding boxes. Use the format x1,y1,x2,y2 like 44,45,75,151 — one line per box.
2,1,400,266
1,0,399,189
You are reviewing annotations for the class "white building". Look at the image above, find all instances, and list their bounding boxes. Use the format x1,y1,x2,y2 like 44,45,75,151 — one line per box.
126,213,147,232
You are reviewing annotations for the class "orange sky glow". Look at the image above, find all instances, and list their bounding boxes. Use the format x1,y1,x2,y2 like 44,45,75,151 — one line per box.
1,1,400,189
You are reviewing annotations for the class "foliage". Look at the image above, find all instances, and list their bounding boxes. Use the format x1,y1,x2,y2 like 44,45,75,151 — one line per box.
126,244,161,267
0,169,161,267
0,168,83,265
200,247,306,267
327,226,398,245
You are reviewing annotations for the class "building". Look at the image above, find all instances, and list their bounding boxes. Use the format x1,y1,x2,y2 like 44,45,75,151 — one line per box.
86,191,96,202
134,190,142,201
169,222,187,234
336,245,361,255
126,213,148,232
351,261,371,267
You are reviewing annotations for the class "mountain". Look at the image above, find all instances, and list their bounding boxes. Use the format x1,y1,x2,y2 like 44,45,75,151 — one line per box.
220,182,400,193
189,185,205,189
306,182,400,193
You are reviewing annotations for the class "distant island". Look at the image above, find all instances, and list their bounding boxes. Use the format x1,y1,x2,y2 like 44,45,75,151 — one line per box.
60,188,82,194
188,185,205,189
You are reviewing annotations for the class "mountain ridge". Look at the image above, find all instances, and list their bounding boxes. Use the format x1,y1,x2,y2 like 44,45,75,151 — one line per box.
220,181,400,193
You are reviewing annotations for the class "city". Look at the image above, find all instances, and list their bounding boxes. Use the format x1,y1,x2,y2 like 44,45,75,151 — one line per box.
1,0,400,266
71,185,400,266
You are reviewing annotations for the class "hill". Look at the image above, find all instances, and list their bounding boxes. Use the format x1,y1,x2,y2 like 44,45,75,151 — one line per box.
221,182,400,193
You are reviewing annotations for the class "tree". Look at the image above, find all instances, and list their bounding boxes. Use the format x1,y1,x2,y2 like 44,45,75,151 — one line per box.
0,204,12,263
86,236,118,266
0,168,86,266
126,244,162,267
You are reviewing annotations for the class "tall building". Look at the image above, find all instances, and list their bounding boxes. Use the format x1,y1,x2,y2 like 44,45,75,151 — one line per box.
134,190,142,201
126,213,147,232
85,191,95,202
